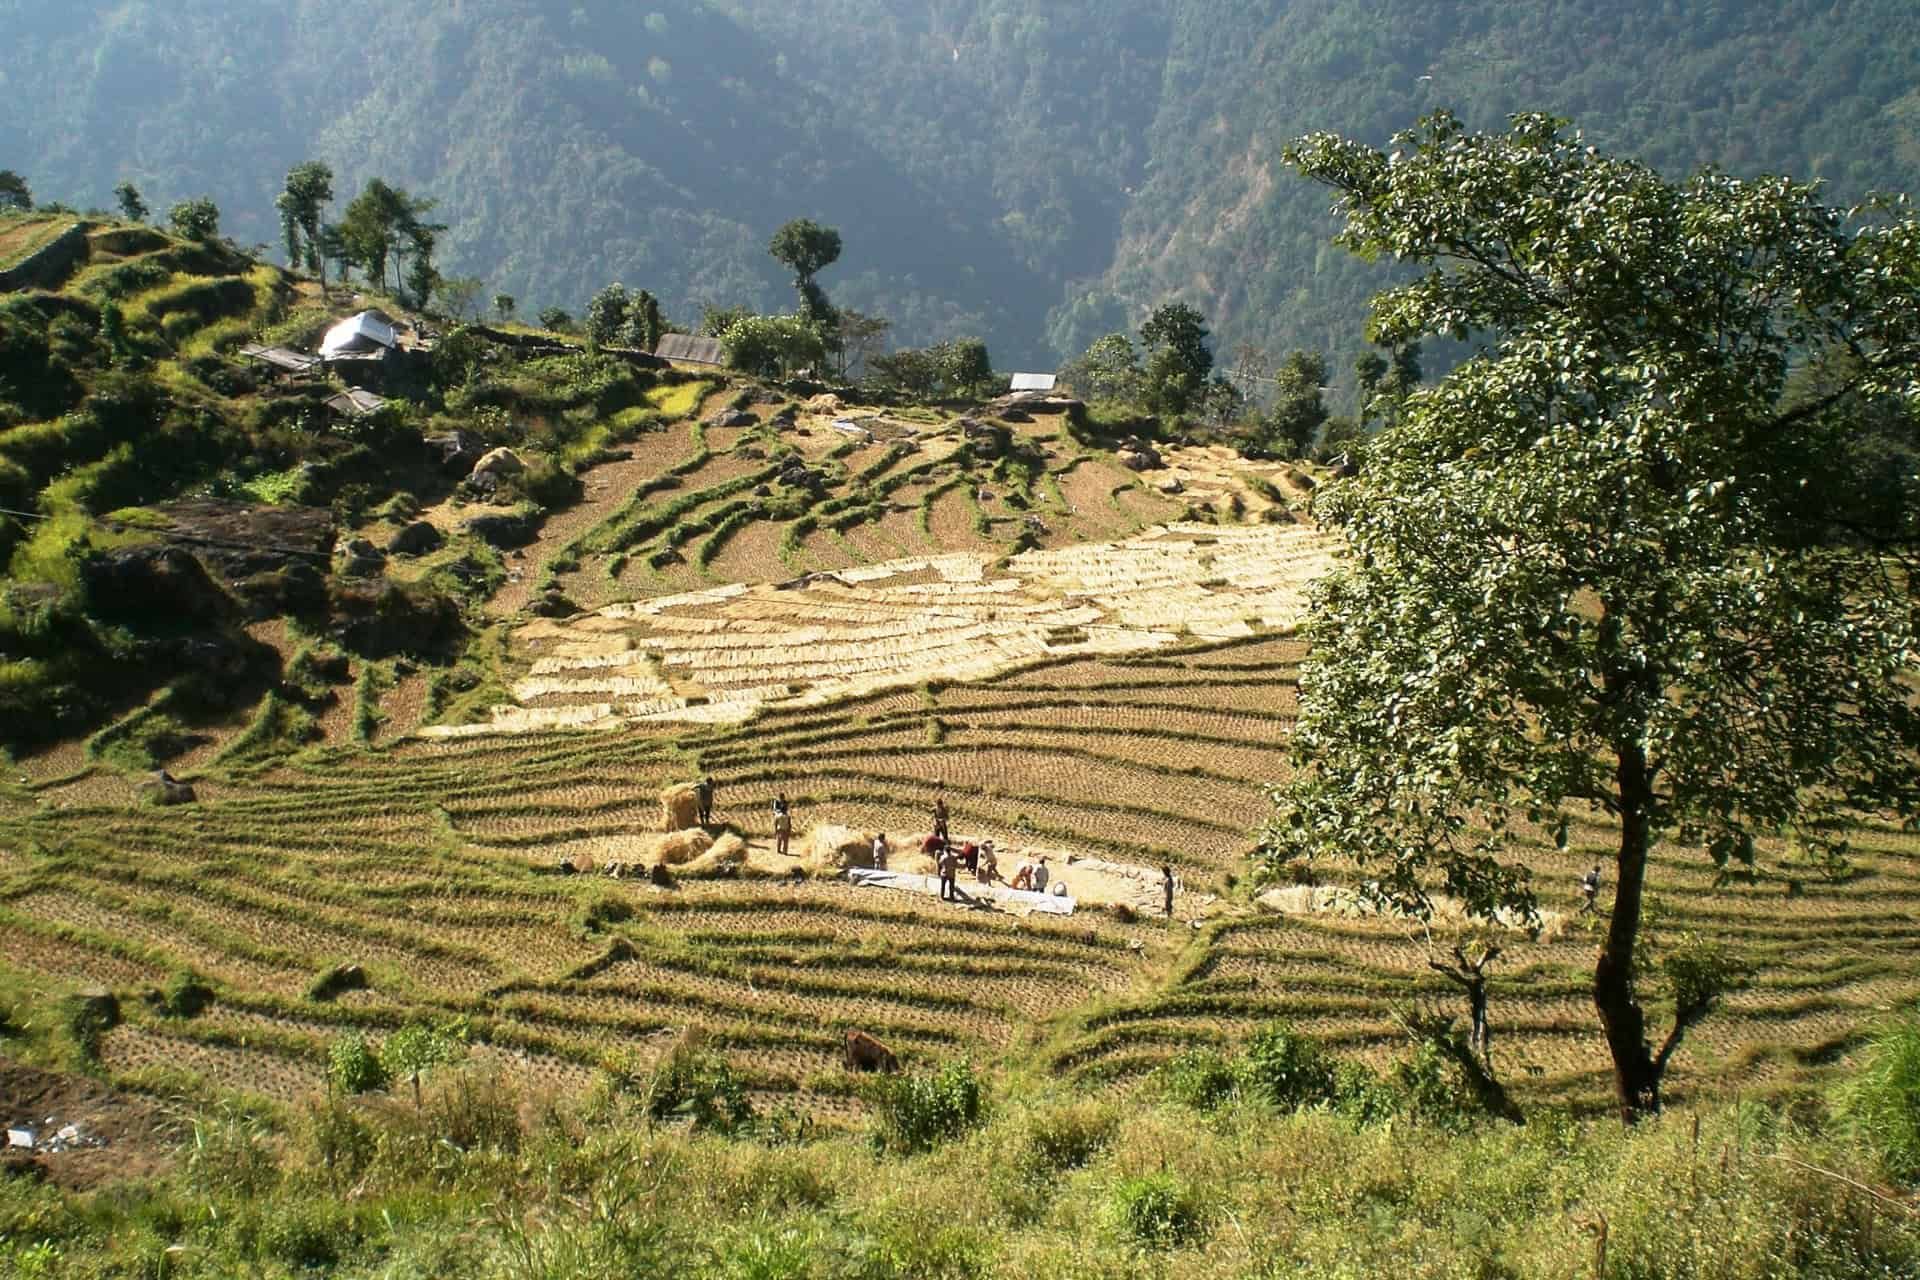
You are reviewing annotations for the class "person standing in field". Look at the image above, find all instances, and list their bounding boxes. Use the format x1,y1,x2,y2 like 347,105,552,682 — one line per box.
1162,864,1175,918
1580,864,1602,914
938,843,959,901
872,831,890,871
773,792,793,857
1032,856,1050,894
697,776,716,827
932,794,950,846
978,840,998,885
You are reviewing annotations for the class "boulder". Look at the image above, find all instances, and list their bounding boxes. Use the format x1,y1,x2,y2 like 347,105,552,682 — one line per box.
1155,476,1185,495
83,545,235,624
660,782,701,832
805,393,842,413
1117,445,1163,472
337,537,387,578
388,521,443,557
703,409,755,429
528,590,580,619
330,581,464,658
471,447,526,481
425,430,487,474
462,510,540,549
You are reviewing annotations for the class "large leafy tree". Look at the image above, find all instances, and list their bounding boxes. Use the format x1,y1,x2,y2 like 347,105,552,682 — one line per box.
277,161,335,281
1267,113,1920,1122
1139,302,1213,416
338,178,440,299
768,218,842,324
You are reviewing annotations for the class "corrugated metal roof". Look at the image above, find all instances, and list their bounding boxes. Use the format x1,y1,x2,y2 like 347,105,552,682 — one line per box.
655,333,727,366
1009,372,1057,392
319,311,398,359
324,388,388,416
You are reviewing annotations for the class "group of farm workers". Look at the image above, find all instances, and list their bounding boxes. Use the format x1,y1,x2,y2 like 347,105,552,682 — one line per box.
692,776,1176,917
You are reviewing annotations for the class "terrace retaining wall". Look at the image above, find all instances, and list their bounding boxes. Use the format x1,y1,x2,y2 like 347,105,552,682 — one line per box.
0,222,92,293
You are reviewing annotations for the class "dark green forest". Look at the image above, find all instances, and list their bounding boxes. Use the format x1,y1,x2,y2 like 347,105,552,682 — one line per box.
4,0,1918,371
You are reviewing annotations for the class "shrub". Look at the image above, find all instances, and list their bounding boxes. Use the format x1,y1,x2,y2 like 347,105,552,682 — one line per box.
1020,1101,1116,1176
300,1097,377,1185
381,1022,466,1108
328,1031,387,1095
1110,1172,1206,1250
1330,1060,1400,1127
870,1059,986,1154
1837,1008,1920,1184
154,968,213,1018
644,1033,755,1136
185,1102,278,1197
1240,1020,1337,1110
1158,1047,1241,1112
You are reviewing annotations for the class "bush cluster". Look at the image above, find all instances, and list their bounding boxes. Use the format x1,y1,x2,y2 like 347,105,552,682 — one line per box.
869,1058,987,1154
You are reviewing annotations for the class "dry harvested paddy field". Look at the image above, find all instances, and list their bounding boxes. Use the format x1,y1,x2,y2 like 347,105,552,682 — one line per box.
3,395,1916,1126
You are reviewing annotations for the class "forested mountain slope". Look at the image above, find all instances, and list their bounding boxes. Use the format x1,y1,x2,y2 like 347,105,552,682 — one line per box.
4,0,1917,369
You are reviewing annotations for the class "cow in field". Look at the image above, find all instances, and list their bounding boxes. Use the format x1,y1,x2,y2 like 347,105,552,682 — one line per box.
844,1030,899,1073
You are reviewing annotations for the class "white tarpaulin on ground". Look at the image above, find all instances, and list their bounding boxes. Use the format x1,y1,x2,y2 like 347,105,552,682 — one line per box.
844,867,1075,915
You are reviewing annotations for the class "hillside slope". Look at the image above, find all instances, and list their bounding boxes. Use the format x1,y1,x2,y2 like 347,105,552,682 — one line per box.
3,0,1918,370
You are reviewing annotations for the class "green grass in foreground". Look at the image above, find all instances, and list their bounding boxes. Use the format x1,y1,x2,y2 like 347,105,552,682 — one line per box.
2,1007,1916,1279
1,1081,1912,1279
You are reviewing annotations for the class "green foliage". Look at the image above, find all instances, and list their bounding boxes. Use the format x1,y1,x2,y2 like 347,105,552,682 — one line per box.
769,217,842,323
1240,1019,1338,1109
328,1032,388,1095
586,282,631,350
642,1035,756,1136
1059,332,1143,403
381,1022,466,1106
1110,1172,1207,1250
1271,111,1920,1118
869,1058,986,1154
1259,349,1330,458
1836,1008,1920,1184
1157,1047,1241,1111
1139,302,1213,416
166,197,220,241
723,313,826,378
0,170,31,212
111,180,146,223
154,968,213,1019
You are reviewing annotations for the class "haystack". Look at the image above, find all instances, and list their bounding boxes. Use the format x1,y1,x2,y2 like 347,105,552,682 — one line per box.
681,832,748,877
804,825,874,873
660,782,701,832
652,827,714,867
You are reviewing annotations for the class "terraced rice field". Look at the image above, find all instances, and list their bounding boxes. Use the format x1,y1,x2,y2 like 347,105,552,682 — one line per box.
3,394,1916,1126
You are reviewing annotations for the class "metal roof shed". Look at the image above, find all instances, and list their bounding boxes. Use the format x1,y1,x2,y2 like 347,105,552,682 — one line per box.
319,311,399,359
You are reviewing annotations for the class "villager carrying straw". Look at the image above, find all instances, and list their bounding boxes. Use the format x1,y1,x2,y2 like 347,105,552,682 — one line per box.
978,840,998,885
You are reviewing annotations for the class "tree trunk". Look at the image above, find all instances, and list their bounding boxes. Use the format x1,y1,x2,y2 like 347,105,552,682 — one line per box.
1594,741,1662,1122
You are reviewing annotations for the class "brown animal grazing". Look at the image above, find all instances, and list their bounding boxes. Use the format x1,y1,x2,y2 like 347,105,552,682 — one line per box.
844,1030,899,1074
